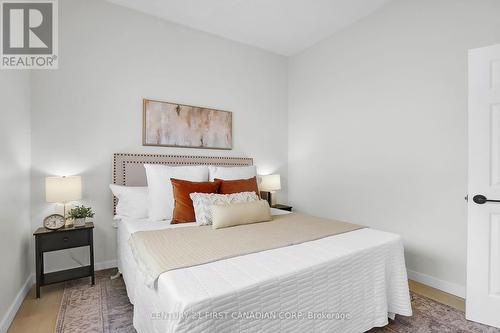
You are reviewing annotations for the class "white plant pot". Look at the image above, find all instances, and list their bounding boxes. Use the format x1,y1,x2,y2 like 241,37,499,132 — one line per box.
74,217,86,227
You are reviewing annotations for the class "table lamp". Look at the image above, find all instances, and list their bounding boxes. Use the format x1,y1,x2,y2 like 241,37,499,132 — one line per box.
259,174,281,206
45,176,82,218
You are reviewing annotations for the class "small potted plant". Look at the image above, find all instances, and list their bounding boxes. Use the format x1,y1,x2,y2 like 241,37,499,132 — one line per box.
67,205,94,227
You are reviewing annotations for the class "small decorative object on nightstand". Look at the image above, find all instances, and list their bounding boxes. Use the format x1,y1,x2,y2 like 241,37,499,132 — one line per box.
67,205,95,227
271,204,293,212
259,174,281,206
43,214,66,230
33,223,94,298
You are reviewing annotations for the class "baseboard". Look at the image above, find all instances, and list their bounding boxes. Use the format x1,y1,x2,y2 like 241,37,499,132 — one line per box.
407,269,465,298
0,274,34,333
95,259,117,271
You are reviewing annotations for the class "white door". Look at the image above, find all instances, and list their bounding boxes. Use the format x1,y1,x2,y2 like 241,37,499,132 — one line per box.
467,43,500,328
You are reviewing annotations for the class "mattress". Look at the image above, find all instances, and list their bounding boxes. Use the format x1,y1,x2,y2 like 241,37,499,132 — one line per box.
117,210,412,333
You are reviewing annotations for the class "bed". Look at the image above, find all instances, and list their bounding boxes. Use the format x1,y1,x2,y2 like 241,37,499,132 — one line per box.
112,153,412,333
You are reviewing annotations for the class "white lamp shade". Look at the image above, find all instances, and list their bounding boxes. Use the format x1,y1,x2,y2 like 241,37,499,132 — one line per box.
260,174,281,191
45,176,82,203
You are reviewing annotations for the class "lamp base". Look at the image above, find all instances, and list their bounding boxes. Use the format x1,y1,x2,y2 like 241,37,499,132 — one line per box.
260,191,275,206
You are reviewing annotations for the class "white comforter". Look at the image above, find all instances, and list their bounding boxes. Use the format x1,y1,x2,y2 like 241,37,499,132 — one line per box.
118,211,412,333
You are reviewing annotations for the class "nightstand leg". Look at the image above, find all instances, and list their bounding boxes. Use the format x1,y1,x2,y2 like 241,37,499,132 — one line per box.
89,230,95,285
35,238,41,298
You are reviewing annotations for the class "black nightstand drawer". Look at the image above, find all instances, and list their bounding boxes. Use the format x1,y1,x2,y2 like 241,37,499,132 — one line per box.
40,230,89,252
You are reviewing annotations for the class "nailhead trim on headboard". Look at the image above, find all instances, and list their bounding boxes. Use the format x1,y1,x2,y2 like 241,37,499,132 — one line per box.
112,153,253,213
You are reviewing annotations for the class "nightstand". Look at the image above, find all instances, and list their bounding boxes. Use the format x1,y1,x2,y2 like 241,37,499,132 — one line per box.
271,204,293,212
33,222,95,298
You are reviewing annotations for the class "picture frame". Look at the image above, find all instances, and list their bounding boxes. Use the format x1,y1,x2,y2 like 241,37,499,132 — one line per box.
143,99,233,150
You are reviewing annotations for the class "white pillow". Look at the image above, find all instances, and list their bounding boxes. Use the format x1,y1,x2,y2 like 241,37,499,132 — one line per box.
109,185,148,220
208,165,257,181
190,191,259,225
144,164,209,221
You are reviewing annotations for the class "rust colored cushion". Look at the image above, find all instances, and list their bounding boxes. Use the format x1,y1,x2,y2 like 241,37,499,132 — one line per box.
171,178,221,224
215,177,259,196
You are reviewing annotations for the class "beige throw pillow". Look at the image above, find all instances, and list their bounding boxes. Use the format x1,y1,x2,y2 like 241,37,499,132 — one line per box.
211,200,272,229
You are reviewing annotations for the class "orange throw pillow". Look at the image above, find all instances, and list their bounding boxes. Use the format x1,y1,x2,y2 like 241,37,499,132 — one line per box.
215,177,259,196
171,178,221,224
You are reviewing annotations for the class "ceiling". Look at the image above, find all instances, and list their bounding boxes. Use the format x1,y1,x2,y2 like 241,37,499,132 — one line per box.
107,0,390,56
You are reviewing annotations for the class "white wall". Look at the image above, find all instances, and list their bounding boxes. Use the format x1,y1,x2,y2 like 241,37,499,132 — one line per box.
0,71,31,331
288,0,500,296
31,0,288,271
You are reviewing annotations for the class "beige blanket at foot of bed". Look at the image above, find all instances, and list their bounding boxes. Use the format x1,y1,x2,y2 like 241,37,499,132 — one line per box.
129,212,364,286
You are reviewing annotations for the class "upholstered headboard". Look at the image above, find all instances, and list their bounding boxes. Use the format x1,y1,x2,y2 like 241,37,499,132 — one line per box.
112,153,253,211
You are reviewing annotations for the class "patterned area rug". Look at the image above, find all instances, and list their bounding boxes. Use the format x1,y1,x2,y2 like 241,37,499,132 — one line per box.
56,269,500,333
55,269,135,333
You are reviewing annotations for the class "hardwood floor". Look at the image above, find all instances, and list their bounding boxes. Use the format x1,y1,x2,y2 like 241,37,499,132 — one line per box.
408,279,465,312
7,283,64,333
7,277,466,333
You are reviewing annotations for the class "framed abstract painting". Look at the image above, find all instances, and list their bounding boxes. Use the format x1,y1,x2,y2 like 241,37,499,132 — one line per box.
143,99,233,150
